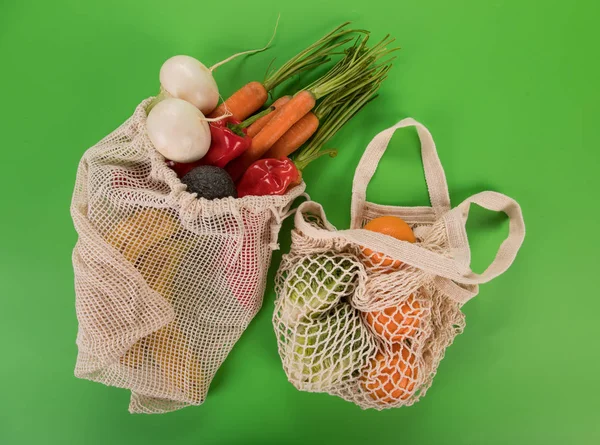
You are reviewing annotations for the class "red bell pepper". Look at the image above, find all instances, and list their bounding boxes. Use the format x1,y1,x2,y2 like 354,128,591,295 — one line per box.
166,107,274,178
165,117,250,177
202,117,251,168
236,158,301,198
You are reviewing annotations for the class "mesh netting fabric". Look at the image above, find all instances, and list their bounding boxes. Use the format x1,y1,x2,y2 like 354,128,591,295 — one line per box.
71,99,305,413
273,118,525,410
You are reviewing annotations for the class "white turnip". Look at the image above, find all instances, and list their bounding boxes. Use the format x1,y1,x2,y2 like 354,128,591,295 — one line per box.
146,98,211,163
159,55,220,115
153,16,279,115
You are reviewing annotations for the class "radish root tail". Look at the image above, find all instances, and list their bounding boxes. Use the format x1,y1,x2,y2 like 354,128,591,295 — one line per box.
210,14,280,72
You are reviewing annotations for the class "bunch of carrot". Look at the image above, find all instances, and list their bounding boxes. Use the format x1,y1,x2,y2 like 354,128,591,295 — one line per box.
292,54,391,171
212,27,398,191
209,22,360,121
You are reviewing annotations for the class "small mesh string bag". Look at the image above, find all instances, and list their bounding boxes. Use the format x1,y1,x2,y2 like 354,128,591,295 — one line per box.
71,100,305,414
273,118,525,409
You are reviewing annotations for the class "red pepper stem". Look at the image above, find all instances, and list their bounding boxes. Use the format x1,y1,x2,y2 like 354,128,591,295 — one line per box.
226,106,275,137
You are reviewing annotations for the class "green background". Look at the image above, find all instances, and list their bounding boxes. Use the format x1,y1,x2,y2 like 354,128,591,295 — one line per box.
1,0,598,444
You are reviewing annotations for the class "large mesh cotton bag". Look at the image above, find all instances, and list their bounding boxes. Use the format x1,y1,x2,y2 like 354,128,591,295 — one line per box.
273,118,525,409
71,99,305,413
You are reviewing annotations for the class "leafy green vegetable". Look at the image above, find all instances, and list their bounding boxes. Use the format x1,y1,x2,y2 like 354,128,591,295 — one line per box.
286,304,372,389
276,253,372,389
280,252,361,325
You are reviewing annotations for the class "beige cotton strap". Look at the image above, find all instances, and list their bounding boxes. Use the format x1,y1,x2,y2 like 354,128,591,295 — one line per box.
268,191,310,250
442,190,526,284
351,118,451,228
295,191,525,287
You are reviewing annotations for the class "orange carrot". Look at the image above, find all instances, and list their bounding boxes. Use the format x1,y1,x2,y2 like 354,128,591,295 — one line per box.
226,91,317,181
226,32,396,181
255,91,317,149
208,81,268,121
263,112,319,159
247,96,292,137
208,22,358,121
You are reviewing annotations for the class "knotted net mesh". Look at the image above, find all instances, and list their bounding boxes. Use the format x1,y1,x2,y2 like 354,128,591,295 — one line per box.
273,210,465,409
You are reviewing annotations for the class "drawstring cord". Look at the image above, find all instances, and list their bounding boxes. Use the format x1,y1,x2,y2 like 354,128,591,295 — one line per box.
268,192,311,250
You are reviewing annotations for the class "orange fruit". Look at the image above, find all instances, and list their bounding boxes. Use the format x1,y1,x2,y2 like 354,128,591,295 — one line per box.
361,343,418,403
364,216,416,242
365,295,422,342
361,216,415,268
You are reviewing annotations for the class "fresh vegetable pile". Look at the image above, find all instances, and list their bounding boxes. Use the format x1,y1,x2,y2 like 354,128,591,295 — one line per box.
272,119,526,410
146,23,397,200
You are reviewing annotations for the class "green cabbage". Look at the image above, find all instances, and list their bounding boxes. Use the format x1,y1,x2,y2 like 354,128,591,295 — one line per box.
280,252,360,325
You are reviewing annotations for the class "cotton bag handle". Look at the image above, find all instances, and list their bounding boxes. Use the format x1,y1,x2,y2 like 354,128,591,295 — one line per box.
296,118,526,286
295,192,524,286
442,190,526,284
351,118,451,228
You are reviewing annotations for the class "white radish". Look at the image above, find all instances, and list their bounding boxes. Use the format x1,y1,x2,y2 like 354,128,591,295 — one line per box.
159,56,220,115
155,16,279,115
146,98,211,163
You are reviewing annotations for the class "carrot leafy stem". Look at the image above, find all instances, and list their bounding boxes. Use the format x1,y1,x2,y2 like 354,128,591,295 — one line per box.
293,34,396,171
263,22,368,91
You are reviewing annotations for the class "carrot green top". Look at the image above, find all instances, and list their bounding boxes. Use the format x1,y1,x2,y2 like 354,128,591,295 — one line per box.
305,33,397,100
293,57,392,171
263,22,366,92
